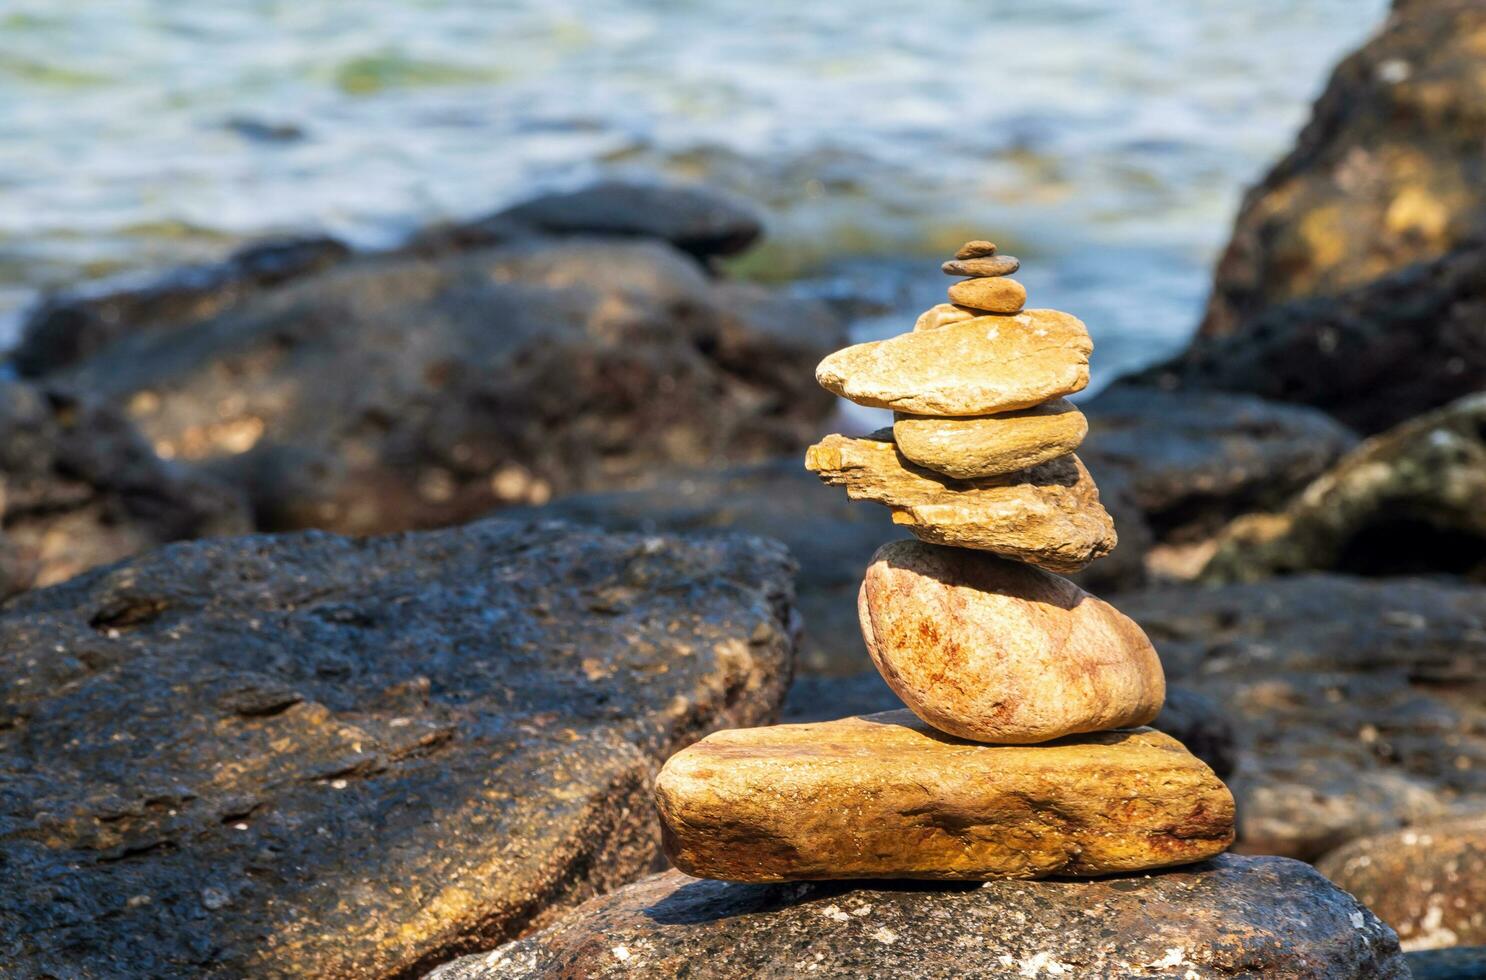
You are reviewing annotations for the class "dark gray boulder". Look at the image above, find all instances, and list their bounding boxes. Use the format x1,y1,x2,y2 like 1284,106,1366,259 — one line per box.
0,520,797,978
35,239,844,536
0,380,250,599
1117,573,1486,859
429,856,1406,979
11,236,351,377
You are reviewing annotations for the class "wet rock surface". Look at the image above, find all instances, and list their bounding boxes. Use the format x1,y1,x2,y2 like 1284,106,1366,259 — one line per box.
1117,573,1486,859
1197,0,1486,340
0,520,796,978
0,380,250,599
1205,393,1486,582
1318,814,1486,951
31,239,843,536
429,855,1406,979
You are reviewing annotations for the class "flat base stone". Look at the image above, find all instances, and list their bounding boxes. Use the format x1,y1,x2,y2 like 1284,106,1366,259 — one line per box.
654,711,1234,882
429,854,1407,979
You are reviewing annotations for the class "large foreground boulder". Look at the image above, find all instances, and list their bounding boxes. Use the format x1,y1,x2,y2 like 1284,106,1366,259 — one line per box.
1204,393,1486,581
0,381,249,599
0,520,796,978
1118,573,1486,859
33,239,843,535
1198,0,1486,340
429,855,1406,978
1318,815,1486,951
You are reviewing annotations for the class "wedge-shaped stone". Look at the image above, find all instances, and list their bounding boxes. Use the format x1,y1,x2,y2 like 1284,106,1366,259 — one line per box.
893,398,1088,479
816,310,1091,415
912,303,976,332
860,541,1163,743
804,433,1115,572
654,711,1235,882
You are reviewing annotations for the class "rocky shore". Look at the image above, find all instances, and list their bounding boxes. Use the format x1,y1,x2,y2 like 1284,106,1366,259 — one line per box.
4,0,1486,975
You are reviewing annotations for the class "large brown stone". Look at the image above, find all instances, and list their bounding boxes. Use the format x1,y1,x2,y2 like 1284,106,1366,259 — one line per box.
432,856,1406,980
1318,815,1486,951
653,711,1234,883
945,276,1026,313
893,398,1087,479
805,433,1115,572
815,310,1092,415
860,541,1163,743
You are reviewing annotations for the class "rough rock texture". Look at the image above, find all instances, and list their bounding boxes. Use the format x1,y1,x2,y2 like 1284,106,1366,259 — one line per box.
1197,0,1486,341
815,311,1092,415
11,236,352,377
1205,393,1486,582
1117,573,1486,859
806,434,1115,572
1080,385,1358,544
859,541,1163,743
516,460,900,676
1318,815,1486,951
0,380,250,599
483,181,763,258
430,855,1406,979
1140,242,1486,433
654,712,1233,882
945,276,1026,313
33,239,844,535
0,520,796,978
892,398,1087,480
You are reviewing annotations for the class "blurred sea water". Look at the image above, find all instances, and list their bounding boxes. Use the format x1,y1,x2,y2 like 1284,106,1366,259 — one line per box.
0,0,1388,383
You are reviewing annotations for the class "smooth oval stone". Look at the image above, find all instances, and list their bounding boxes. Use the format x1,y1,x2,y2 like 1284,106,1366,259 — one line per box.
942,255,1020,278
653,711,1233,881
804,435,1115,572
955,240,999,259
859,540,1164,743
912,303,977,332
815,310,1092,416
947,276,1027,313
893,399,1088,479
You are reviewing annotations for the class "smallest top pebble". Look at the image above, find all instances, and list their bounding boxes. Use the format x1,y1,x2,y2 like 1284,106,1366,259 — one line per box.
955,240,998,259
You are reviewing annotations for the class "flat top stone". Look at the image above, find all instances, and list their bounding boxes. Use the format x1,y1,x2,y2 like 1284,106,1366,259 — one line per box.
654,711,1232,882
430,855,1406,979
0,520,795,979
955,239,998,259
815,310,1091,415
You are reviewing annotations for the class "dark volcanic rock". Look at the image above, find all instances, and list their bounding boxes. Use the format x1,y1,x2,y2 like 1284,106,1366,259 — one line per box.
429,855,1407,979
1117,573,1486,860
36,240,844,536
1138,243,1486,433
1197,0,1486,340
1080,385,1358,542
0,520,796,978
12,236,351,377
1205,393,1486,581
526,459,900,676
0,380,249,598
1318,815,1486,951
490,181,762,259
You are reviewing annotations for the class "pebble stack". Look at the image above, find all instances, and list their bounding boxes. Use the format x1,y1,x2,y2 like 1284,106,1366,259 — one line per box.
653,245,1236,882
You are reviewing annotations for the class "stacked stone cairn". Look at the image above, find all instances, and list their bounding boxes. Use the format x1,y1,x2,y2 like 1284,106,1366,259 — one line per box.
653,242,1236,881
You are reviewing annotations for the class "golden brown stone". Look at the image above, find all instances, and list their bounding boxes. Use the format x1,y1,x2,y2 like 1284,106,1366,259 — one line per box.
815,311,1092,415
912,303,977,332
892,398,1087,479
653,712,1235,882
955,240,998,259
947,276,1026,313
942,255,1020,278
859,541,1163,743
804,433,1115,572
